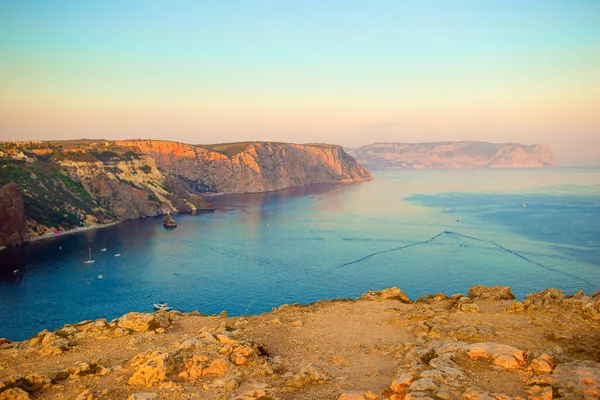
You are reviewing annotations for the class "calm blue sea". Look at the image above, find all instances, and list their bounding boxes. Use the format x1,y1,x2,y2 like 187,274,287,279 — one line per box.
1,168,599,340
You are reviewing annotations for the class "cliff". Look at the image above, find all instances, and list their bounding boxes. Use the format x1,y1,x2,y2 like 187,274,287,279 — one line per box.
0,183,27,247
347,142,558,169
0,140,370,245
0,285,598,399
116,140,372,194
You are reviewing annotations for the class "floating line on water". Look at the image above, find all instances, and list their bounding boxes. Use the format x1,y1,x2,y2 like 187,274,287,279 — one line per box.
331,230,593,287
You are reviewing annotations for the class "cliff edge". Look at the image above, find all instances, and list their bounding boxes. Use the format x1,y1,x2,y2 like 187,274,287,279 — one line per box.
0,285,598,399
347,142,558,169
117,140,372,194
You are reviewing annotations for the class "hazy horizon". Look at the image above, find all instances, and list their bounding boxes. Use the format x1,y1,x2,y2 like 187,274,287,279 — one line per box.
1,1,599,166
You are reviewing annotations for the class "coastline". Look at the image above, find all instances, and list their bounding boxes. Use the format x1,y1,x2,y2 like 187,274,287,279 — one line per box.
25,221,122,245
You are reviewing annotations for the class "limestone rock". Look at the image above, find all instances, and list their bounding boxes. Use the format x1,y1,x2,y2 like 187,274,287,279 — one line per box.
288,364,330,387
530,354,554,375
178,355,209,379
391,374,415,394
127,394,158,400
527,360,600,399
464,342,525,369
337,392,367,400
468,285,515,301
0,388,30,400
202,358,233,376
360,287,411,303
118,313,159,332
504,301,525,313
128,353,174,386
74,389,94,400
2,374,51,393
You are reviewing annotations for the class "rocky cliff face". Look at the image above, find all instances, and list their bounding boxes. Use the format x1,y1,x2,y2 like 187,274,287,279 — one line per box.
347,142,558,169
0,140,370,246
0,183,27,247
117,140,372,194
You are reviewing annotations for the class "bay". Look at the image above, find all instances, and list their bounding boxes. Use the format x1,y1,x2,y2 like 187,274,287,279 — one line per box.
1,168,599,340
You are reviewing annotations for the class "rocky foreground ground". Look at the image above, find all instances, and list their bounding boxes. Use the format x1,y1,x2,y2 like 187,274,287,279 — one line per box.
1,286,599,400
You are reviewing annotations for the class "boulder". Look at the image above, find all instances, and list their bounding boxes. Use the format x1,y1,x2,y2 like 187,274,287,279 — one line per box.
468,285,515,301
118,313,159,332
360,287,411,303
128,353,174,386
0,388,30,400
201,358,233,376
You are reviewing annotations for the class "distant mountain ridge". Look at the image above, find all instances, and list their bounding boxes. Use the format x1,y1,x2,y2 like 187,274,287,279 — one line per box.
346,141,557,169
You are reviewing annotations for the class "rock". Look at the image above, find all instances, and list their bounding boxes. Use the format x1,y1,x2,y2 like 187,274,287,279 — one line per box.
288,364,330,387
527,360,600,399
118,313,159,332
202,358,233,376
2,374,52,392
75,389,94,400
391,374,415,394
461,387,496,400
338,392,366,400
458,303,479,313
153,310,171,329
360,287,411,303
525,288,565,301
0,388,30,400
128,353,174,386
526,385,553,400
468,285,515,301
232,346,255,366
464,342,525,369
0,183,28,247
212,375,240,392
178,355,208,379
504,301,525,313
492,354,520,370
530,354,554,375
409,377,438,392
127,394,158,400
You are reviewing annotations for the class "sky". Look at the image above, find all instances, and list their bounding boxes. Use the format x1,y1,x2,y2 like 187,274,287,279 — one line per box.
0,0,599,165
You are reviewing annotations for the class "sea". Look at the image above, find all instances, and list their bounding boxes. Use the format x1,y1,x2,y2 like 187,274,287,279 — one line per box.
1,168,599,341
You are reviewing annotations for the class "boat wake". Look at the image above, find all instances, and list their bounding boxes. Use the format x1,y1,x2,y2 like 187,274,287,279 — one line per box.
330,230,593,287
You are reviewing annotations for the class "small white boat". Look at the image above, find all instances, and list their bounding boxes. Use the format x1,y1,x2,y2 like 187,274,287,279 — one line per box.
84,248,95,264
114,253,121,257
100,248,107,252
153,302,171,311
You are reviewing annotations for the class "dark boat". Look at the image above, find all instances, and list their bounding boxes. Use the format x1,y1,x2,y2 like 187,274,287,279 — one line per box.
163,213,177,228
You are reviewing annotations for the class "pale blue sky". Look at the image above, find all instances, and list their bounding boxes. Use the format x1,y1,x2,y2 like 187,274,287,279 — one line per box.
1,0,599,164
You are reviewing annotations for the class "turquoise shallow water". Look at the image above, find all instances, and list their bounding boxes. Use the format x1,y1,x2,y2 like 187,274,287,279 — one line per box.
0,168,599,340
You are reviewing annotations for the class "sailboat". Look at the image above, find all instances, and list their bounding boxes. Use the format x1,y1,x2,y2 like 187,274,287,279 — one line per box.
114,245,121,257
84,248,95,264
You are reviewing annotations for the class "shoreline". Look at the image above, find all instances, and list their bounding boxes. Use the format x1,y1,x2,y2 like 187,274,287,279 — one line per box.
25,221,122,246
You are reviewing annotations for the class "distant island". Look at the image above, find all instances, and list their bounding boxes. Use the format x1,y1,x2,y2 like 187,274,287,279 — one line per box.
0,140,371,247
346,141,557,169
